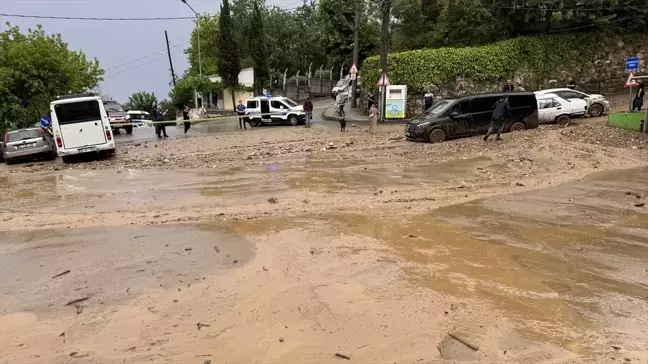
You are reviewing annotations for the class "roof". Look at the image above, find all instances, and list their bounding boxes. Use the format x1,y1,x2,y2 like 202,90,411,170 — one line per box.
535,88,574,93
51,95,101,105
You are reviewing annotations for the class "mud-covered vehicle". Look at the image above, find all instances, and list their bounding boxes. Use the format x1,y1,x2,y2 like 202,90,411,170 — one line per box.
405,92,539,143
104,101,132,134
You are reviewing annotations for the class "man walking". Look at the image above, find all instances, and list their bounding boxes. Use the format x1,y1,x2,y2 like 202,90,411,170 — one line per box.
336,91,347,118
236,100,247,130
484,96,510,141
154,105,168,138
303,97,314,128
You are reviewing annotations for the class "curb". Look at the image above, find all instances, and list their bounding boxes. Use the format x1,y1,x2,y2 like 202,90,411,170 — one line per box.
321,106,367,124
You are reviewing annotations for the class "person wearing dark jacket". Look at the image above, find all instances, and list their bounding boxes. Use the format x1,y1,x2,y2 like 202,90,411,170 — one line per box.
182,105,191,134
303,97,314,128
484,96,510,141
502,79,515,92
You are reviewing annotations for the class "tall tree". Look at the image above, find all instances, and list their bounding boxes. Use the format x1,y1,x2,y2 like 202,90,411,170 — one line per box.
0,24,103,133
124,91,158,112
218,0,242,110
186,15,220,77
249,1,269,94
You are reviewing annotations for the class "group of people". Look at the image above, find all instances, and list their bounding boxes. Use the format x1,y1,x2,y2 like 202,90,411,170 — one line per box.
151,105,192,138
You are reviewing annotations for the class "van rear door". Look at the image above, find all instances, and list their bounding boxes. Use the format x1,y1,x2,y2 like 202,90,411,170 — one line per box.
54,100,107,149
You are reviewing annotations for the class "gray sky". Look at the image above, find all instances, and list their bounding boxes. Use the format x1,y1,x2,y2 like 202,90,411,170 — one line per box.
3,0,289,103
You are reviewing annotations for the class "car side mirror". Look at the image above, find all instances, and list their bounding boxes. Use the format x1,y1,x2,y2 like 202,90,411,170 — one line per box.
449,111,459,118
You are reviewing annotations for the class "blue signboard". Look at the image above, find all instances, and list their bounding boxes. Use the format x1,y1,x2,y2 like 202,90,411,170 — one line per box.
626,57,640,72
40,115,51,128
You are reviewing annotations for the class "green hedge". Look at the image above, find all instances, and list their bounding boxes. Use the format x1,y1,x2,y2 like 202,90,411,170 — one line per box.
362,33,600,93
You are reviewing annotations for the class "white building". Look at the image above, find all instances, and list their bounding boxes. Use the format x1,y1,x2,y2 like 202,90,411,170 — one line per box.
195,67,255,110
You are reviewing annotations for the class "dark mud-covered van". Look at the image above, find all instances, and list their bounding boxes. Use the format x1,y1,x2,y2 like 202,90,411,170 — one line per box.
405,92,538,143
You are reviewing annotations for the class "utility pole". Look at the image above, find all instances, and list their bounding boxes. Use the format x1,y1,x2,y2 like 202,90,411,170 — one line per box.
379,0,391,122
165,31,177,86
350,0,360,108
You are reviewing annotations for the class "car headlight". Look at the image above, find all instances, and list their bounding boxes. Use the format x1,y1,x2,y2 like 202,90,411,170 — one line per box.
416,122,429,128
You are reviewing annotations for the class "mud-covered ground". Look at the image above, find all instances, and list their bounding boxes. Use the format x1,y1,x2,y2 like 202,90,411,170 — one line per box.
1,119,648,364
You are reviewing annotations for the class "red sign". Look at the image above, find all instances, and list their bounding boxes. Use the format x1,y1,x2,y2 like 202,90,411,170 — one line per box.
350,64,358,74
377,73,390,86
625,70,638,88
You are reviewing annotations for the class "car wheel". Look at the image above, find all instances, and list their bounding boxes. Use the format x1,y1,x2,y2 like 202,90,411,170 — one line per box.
510,122,526,132
556,115,570,127
288,115,299,126
125,125,133,134
62,156,74,164
4,157,13,165
428,128,446,143
250,119,260,127
589,103,604,117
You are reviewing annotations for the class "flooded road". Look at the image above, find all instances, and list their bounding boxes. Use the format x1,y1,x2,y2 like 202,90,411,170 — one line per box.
1,123,648,363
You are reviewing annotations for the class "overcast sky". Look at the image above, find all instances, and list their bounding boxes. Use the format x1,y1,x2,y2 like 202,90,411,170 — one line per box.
3,0,290,103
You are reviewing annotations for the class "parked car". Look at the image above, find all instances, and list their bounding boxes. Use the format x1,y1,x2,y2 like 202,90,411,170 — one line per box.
244,96,306,126
104,101,133,134
126,110,152,127
3,128,57,164
51,93,115,163
535,88,609,117
536,93,586,126
405,92,539,143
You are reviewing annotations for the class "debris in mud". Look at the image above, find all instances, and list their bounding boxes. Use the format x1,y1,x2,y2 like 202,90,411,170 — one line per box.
52,270,71,279
262,266,269,271
197,322,211,330
233,260,239,264
515,182,525,186
185,248,193,251
612,346,622,350
335,353,351,360
204,361,212,364
635,202,645,207
279,338,284,343
59,332,65,337
268,197,278,204
214,246,220,253
448,333,479,351
74,304,84,314
65,297,90,306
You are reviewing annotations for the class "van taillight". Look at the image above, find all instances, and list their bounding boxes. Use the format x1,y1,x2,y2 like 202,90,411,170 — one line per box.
56,137,62,148
106,130,112,141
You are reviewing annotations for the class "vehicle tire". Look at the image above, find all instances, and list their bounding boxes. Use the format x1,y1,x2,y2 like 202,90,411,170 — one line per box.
106,148,116,156
428,128,446,143
556,115,570,127
125,125,133,134
62,156,74,164
288,114,299,126
250,119,260,127
589,103,604,117
510,122,526,132
48,150,57,160
4,158,13,165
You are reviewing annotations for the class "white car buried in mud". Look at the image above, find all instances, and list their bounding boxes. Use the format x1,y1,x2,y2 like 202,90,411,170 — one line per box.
535,88,610,117
536,93,587,126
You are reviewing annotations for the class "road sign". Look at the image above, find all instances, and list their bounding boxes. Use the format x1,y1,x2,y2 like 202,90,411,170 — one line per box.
350,64,358,74
40,115,51,128
626,57,640,72
377,73,390,86
625,70,638,88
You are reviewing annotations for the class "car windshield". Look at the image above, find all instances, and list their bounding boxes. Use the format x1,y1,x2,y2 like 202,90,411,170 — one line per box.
104,103,124,113
7,129,40,142
283,98,298,107
426,100,453,115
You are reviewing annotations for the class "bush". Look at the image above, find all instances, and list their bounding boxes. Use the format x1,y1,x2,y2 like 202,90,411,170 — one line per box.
361,33,600,93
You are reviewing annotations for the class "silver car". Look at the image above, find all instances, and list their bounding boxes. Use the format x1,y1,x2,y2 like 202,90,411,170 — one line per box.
3,128,57,164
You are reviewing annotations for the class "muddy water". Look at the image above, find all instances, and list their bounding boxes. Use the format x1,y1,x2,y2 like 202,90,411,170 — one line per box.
0,225,254,316
325,167,648,359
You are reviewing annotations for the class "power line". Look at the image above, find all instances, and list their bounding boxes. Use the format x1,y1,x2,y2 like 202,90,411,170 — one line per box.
104,41,189,72
103,49,185,78
0,13,194,21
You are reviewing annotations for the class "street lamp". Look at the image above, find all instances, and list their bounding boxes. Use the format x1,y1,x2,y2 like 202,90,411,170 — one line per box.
181,0,202,78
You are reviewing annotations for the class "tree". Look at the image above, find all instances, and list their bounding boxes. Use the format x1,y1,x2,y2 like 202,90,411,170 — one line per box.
186,15,220,77
124,91,158,113
433,0,500,46
169,72,224,109
249,1,269,94
218,0,242,110
0,24,103,133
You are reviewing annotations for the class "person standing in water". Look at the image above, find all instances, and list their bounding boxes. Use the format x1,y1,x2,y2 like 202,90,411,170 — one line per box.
182,105,191,134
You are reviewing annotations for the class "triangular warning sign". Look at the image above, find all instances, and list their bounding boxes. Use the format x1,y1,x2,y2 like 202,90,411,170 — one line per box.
625,70,638,88
350,64,358,74
377,73,390,86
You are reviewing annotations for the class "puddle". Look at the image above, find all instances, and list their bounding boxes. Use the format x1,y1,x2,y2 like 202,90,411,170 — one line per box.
0,224,254,316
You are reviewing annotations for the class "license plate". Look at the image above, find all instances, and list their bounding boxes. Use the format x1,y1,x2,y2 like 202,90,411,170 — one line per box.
17,143,36,149
78,147,96,153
